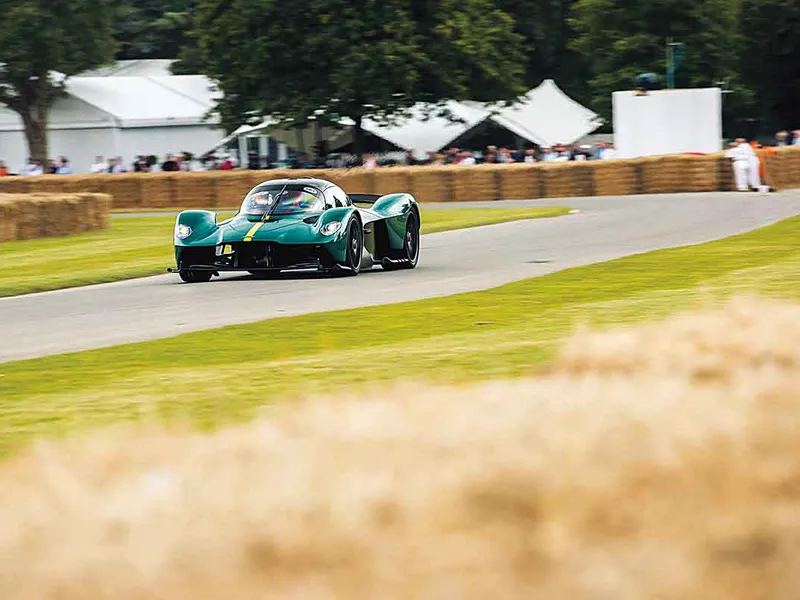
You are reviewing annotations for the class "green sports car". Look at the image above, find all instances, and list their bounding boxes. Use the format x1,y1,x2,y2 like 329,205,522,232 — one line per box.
169,177,421,282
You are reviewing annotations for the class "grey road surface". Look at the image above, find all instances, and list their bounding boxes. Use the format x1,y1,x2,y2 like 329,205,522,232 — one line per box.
3,191,800,363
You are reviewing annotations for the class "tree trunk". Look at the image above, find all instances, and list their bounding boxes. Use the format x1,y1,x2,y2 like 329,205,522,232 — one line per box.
352,115,365,163
20,106,49,169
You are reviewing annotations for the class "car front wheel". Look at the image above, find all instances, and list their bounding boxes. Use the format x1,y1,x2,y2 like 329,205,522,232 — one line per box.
179,269,213,283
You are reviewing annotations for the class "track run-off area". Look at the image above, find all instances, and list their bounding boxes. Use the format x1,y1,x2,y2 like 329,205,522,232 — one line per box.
2,191,800,363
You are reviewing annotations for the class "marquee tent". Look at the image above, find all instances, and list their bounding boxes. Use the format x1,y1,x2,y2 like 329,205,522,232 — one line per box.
0,73,223,174
211,79,602,159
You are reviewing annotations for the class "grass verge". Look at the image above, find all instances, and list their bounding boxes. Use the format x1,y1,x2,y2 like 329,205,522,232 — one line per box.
0,206,569,297
1,215,800,456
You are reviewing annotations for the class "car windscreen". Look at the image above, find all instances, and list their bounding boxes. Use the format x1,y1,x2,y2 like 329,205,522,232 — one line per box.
241,184,325,216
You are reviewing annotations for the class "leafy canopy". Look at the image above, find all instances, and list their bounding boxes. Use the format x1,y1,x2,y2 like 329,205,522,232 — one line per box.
190,0,527,133
570,0,742,119
739,0,800,129
0,0,115,111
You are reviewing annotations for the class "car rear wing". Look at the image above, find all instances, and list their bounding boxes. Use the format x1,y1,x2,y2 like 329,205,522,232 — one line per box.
349,194,381,205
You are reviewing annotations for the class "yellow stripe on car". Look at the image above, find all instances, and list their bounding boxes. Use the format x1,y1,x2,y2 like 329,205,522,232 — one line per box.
244,223,263,242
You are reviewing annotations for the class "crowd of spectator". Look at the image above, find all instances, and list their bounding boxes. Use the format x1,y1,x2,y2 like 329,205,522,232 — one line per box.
0,130,798,177
0,152,241,177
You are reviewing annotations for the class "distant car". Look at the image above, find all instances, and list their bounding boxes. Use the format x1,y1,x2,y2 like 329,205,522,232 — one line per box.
169,177,421,282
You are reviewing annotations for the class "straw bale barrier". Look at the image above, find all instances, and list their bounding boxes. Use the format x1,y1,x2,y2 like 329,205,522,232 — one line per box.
2,148,800,209
497,164,542,199
0,193,110,243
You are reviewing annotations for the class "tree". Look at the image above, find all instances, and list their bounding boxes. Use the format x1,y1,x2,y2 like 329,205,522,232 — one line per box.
570,0,743,120
0,1,115,165
494,0,590,103
113,0,196,60
739,0,800,130
189,0,527,154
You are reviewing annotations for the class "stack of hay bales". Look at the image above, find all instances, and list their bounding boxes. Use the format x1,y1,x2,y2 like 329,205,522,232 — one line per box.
452,165,501,201
408,166,454,202
173,172,222,209
102,174,143,210
329,169,376,195
372,167,413,196
767,146,800,190
592,159,640,196
639,156,678,194
211,172,255,208
541,162,594,198
497,164,542,200
0,193,111,242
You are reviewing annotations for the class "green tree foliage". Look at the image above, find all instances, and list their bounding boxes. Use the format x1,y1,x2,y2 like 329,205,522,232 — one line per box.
570,0,742,120
114,0,196,60
189,0,527,153
494,0,590,102
739,0,800,129
0,1,115,164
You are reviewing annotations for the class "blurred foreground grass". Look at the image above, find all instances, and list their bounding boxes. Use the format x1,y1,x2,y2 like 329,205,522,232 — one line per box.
0,206,568,297
1,214,800,456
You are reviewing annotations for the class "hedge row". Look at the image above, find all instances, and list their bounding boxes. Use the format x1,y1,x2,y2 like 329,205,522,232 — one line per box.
0,193,111,243
1,147,799,210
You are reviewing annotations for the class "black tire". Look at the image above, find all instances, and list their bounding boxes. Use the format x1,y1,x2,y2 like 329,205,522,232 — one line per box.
341,219,363,275
384,212,420,270
179,269,213,283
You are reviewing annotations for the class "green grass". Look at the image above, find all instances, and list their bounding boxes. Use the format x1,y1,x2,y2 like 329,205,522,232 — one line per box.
0,206,569,298
2,215,800,457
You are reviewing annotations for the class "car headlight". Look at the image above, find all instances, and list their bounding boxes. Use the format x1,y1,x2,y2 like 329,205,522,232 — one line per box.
321,221,341,236
175,224,192,239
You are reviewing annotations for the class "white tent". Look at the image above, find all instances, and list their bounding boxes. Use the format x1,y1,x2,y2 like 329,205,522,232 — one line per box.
0,74,224,174
490,79,604,148
204,79,601,161
349,80,601,154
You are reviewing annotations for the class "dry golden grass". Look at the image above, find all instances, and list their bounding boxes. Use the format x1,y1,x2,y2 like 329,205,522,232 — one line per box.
3,296,800,599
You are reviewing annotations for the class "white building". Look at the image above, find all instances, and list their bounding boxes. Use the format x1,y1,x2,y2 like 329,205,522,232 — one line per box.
0,61,224,174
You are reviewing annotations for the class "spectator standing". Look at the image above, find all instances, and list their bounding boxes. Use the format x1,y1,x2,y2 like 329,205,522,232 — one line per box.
523,148,537,163
21,158,43,175
459,151,476,165
539,146,557,162
793,130,800,146
403,149,418,166
133,156,150,172
110,157,127,173
218,155,235,170
599,142,618,160
90,156,108,174
776,131,789,146
725,141,749,191
0,160,8,176
161,154,180,172
55,156,72,174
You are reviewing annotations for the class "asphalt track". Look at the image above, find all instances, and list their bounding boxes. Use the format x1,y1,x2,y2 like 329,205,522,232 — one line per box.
3,191,800,364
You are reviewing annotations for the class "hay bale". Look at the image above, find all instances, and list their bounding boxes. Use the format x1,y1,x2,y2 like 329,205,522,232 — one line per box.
592,159,640,196
452,165,500,201
174,173,221,209
373,168,413,196
140,174,177,208
0,196,21,242
408,166,454,202
330,169,375,194
0,177,31,194
212,172,256,208
102,174,143,210
639,155,685,194
1,192,112,240
497,164,541,200
541,162,594,198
